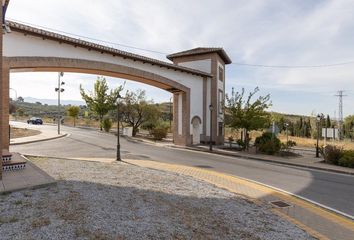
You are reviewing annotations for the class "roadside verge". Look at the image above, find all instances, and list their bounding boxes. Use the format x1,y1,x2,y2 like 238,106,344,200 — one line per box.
125,159,354,240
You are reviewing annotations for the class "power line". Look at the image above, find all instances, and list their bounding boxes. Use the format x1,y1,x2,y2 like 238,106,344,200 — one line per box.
8,18,354,69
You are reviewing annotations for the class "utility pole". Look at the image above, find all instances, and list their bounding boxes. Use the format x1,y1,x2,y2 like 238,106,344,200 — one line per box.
335,90,347,140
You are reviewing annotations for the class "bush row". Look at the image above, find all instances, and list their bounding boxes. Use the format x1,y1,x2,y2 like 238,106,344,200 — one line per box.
320,145,354,168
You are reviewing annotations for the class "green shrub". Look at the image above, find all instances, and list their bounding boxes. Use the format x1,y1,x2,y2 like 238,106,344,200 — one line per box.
151,125,168,140
255,132,281,155
281,140,297,151
141,122,156,131
102,118,112,132
338,150,354,168
236,139,246,150
320,145,343,165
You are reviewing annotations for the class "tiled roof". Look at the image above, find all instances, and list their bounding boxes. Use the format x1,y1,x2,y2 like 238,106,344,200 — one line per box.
7,21,212,78
167,47,232,64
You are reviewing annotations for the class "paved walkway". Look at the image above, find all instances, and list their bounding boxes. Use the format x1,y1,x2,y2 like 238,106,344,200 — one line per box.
125,159,354,240
10,121,67,145
0,158,56,194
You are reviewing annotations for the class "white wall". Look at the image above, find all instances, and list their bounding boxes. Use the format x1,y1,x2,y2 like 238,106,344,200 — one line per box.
178,59,211,74
4,32,205,135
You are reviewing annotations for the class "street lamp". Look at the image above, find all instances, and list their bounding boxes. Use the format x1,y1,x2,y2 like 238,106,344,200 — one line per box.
209,104,214,151
55,72,64,135
284,123,289,144
116,94,122,161
316,114,324,158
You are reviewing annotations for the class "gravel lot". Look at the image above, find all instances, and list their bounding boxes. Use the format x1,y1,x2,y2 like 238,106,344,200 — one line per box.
0,157,314,240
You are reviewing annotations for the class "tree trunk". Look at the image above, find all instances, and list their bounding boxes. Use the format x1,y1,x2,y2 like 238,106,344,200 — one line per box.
99,116,103,131
245,130,250,151
74,117,76,127
132,126,138,137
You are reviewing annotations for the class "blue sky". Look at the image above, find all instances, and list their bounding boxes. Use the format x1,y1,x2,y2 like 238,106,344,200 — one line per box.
6,0,354,117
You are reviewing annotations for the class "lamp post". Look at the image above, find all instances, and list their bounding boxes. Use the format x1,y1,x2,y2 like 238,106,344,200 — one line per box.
285,123,289,144
316,114,323,158
116,94,122,161
209,104,214,151
55,72,64,135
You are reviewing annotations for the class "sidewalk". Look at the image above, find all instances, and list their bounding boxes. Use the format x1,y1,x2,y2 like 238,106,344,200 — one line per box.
126,159,354,240
181,145,354,175
0,156,56,194
10,121,67,145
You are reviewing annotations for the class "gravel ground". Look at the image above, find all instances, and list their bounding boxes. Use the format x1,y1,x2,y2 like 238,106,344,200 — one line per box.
0,158,315,240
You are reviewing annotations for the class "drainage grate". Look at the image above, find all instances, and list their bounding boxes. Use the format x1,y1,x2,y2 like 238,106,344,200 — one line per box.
270,200,291,208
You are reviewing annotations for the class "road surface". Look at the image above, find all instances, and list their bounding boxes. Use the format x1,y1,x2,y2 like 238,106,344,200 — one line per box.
11,123,354,218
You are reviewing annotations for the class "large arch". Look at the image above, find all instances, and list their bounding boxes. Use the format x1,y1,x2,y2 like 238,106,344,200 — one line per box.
5,57,191,93
1,20,231,157
2,56,192,148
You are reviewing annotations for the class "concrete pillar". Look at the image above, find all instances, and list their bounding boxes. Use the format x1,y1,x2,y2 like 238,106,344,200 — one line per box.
0,8,3,180
173,91,191,146
1,66,9,152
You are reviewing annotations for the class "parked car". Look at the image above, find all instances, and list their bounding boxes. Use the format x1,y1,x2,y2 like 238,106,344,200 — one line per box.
27,117,43,125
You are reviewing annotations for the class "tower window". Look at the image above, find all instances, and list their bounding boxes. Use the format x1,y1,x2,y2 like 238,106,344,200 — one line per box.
218,67,224,82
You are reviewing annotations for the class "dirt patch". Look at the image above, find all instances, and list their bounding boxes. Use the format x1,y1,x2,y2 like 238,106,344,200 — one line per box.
10,127,40,139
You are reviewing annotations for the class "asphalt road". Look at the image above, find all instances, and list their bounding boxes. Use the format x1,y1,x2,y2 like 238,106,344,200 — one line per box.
11,123,354,217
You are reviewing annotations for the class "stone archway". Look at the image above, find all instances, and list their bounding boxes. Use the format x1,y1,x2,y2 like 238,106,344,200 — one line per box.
2,57,192,149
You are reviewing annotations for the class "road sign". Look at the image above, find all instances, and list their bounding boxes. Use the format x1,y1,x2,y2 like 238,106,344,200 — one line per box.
322,128,338,139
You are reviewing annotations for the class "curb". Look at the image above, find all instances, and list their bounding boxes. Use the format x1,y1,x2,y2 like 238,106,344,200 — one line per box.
10,133,69,145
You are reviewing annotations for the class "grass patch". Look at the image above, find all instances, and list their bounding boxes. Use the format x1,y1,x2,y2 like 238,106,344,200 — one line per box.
14,200,23,205
31,217,50,229
0,216,19,224
10,127,40,139
75,227,111,240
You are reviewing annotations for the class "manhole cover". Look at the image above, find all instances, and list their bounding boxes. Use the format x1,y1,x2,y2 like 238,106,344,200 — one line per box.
194,165,213,169
270,201,291,208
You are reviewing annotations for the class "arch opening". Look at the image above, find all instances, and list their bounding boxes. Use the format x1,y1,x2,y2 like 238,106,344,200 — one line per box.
3,57,192,149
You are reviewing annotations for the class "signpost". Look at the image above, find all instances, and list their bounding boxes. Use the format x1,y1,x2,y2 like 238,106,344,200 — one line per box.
322,128,338,140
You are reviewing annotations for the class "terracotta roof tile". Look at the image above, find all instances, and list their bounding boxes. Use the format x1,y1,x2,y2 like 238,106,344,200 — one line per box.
167,47,232,64
7,21,212,78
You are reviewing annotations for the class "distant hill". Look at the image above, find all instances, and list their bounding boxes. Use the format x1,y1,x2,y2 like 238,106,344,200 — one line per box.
24,97,85,106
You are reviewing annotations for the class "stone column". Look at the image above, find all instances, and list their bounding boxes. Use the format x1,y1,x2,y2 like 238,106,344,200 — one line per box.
172,91,191,146
1,66,9,151
0,7,3,180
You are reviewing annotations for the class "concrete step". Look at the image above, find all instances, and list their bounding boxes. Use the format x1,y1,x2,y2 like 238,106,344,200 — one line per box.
2,149,12,162
3,152,26,171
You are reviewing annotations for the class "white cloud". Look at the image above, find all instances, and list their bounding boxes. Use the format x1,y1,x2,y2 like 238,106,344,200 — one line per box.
6,0,354,115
